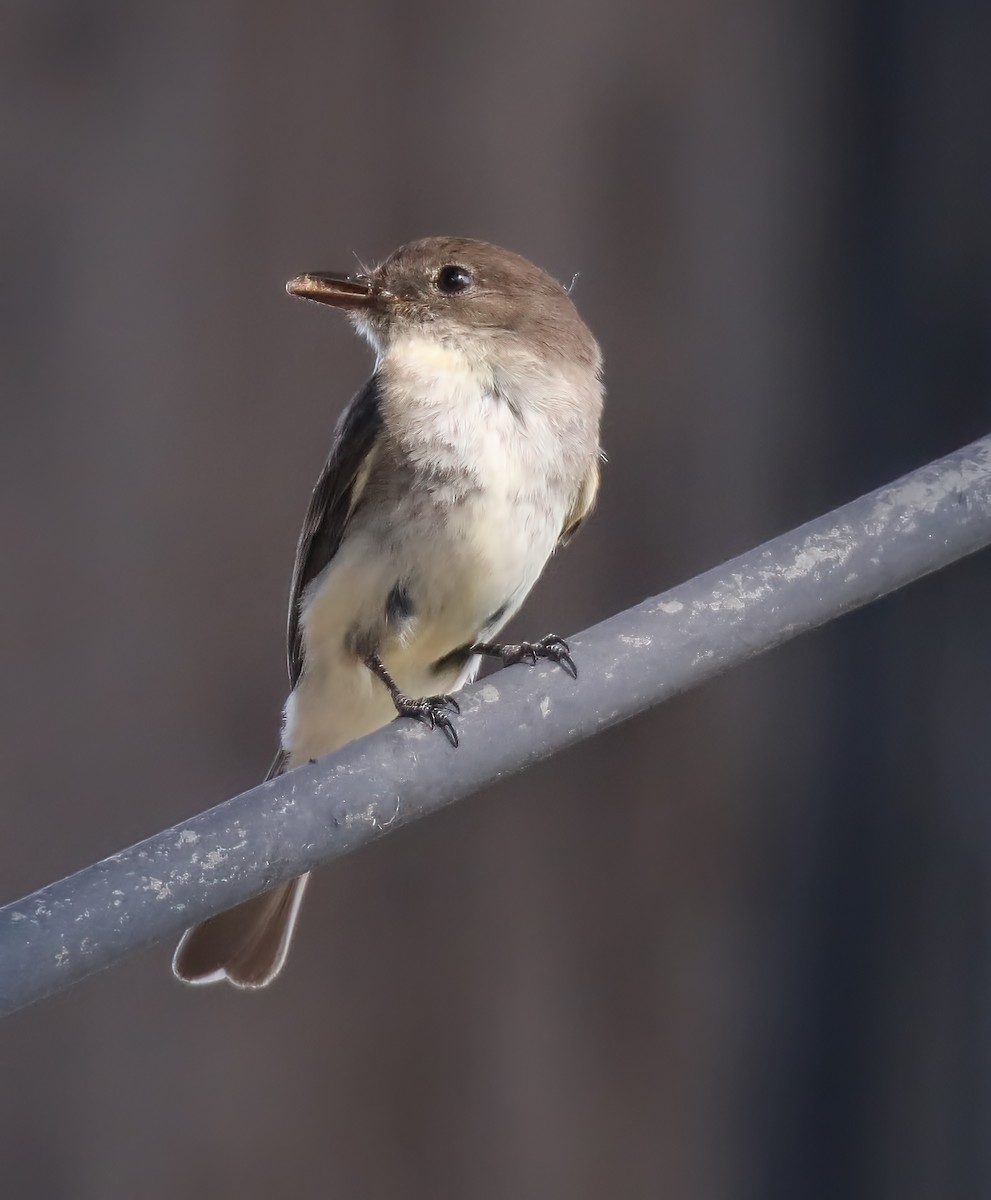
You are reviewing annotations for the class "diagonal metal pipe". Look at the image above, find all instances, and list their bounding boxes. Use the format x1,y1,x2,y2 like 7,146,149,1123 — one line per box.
1,434,989,1017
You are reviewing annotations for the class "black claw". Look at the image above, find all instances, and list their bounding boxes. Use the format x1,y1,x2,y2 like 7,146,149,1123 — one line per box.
435,713,459,748
535,635,578,678
558,652,578,679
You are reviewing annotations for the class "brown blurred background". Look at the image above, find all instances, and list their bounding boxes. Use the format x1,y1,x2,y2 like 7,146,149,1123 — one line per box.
2,2,990,1197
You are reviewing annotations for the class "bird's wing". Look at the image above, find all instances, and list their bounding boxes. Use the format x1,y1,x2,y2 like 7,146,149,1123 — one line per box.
286,375,383,686
558,457,600,546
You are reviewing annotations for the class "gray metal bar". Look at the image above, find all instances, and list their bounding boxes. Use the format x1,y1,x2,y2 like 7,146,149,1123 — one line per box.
2,435,990,1016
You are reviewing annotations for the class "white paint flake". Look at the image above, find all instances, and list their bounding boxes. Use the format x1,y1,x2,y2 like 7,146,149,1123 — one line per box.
779,529,854,582
146,877,171,900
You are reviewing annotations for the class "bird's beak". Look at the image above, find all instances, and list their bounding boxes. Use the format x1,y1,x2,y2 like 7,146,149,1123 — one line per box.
285,272,385,309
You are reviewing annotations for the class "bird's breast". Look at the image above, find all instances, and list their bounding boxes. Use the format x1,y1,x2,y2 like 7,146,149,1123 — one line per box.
285,346,589,764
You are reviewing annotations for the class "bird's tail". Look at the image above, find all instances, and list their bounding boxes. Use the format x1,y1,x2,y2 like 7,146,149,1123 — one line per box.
172,874,310,988
172,748,308,989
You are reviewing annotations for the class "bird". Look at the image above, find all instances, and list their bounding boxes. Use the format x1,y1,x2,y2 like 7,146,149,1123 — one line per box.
172,236,604,988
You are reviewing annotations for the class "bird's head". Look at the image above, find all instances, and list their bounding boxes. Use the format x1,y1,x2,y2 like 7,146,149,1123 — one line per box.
287,236,600,374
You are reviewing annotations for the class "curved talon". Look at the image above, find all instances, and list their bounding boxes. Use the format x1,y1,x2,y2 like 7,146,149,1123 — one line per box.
535,635,578,679
434,712,459,747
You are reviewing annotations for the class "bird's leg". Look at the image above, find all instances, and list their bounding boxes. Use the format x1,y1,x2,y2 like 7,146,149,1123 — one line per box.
470,633,577,679
363,653,461,747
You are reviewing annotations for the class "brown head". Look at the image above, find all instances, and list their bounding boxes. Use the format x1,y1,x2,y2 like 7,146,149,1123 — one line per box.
287,236,600,373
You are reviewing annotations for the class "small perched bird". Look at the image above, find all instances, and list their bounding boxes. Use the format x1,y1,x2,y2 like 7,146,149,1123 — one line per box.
173,237,604,988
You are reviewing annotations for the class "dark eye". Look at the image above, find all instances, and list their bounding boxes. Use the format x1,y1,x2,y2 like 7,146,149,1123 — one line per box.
435,264,474,294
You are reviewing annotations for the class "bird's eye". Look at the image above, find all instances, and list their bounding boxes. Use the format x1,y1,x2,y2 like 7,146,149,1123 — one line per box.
435,265,474,295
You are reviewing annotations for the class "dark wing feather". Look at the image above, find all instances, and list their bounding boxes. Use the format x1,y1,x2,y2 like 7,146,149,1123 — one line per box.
286,375,382,685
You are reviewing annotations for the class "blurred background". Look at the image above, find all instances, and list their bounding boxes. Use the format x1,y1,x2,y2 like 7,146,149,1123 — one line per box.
2,1,990,1197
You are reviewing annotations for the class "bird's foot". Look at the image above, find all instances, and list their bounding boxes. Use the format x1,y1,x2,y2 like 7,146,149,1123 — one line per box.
391,692,461,746
471,634,577,679
364,652,461,746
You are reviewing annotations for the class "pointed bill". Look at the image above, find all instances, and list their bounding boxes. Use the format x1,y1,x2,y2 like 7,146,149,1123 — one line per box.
286,272,378,308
